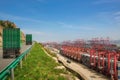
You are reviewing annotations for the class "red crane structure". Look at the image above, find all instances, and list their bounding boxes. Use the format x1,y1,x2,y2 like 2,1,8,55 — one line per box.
59,38,120,80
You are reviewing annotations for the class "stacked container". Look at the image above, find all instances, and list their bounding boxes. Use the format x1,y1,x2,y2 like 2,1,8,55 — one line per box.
3,28,21,58
26,34,32,45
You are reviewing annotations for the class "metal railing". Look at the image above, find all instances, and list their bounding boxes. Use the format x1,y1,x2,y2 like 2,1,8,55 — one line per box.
0,45,33,80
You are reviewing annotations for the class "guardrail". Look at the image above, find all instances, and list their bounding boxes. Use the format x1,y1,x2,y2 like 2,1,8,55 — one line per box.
0,45,33,80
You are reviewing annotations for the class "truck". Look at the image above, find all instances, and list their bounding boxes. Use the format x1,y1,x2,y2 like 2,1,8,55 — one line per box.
3,28,21,58
26,34,32,45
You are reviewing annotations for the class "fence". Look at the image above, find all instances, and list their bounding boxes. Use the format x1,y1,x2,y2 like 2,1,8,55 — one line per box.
0,45,33,80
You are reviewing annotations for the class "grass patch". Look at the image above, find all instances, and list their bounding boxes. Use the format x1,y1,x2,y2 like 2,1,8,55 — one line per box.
44,48,57,57
9,43,68,80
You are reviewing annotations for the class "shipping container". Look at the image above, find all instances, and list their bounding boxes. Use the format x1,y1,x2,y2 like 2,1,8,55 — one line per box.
26,34,32,45
3,28,21,58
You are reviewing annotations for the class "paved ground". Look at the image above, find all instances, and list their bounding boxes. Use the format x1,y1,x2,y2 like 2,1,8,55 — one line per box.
0,44,31,72
46,46,110,80
57,53,110,80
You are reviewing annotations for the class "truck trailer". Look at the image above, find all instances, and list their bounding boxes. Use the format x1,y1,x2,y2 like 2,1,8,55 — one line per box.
3,28,22,58
26,34,32,45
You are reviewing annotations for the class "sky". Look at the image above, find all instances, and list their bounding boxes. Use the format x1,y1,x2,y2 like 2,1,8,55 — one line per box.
0,0,120,42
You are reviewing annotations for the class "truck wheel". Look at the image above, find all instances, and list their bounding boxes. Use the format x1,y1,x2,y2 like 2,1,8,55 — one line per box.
3,52,8,58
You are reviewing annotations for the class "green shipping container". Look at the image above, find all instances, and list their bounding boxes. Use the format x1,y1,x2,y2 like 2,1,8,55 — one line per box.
3,28,21,58
26,34,32,45
3,28,21,49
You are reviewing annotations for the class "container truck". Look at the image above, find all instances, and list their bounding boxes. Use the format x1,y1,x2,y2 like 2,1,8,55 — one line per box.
26,34,32,45
3,28,21,58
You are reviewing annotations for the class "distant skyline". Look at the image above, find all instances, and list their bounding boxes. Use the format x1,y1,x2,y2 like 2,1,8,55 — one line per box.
0,0,120,42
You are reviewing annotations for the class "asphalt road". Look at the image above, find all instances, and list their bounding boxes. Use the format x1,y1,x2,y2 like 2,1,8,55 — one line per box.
0,44,31,71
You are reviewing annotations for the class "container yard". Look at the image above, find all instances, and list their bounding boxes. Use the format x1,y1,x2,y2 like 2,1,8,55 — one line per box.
0,0,120,80
44,38,120,80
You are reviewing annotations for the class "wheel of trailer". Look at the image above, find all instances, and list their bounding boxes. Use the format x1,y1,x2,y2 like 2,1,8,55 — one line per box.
15,49,21,58
3,54,8,58
16,54,19,58
3,51,8,58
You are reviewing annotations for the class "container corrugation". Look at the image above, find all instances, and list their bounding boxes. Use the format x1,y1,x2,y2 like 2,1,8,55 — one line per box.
3,28,21,58
20,31,23,47
26,34,32,45
3,28,21,49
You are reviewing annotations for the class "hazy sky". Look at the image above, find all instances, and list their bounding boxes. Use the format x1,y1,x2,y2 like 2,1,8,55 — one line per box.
0,0,120,42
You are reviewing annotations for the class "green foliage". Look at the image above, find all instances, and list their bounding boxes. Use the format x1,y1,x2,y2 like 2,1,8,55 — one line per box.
12,43,67,80
0,20,15,28
0,32,2,36
0,20,4,26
